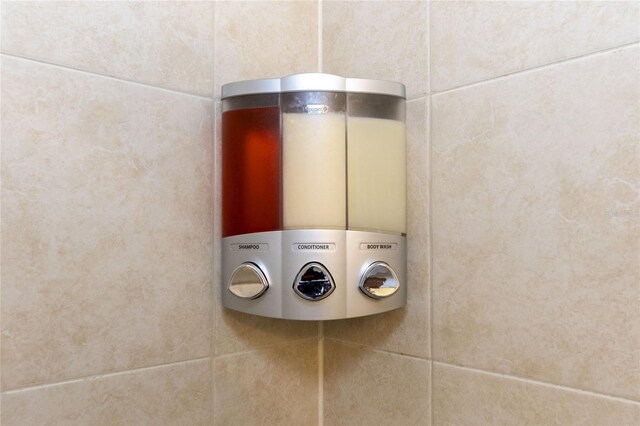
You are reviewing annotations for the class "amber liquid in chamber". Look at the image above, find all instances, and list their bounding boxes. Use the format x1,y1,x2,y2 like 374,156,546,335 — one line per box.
222,106,280,237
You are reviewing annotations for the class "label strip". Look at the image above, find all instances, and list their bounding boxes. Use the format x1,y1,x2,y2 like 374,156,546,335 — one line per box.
293,243,337,252
359,243,398,251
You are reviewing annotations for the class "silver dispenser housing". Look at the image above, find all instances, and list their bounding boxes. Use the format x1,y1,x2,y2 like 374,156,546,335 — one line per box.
221,73,406,321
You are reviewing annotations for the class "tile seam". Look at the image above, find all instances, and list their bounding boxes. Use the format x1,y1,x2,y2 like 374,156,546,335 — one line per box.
211,3,217,424
323,338,640,405
0,51,435,103
324,337,431,363
427,1,434,423
407,95,429,103
213,337,319,360
431,40,640,97
1,356,211,395
0,52,212,100
318,0,323,73
432,361,640,406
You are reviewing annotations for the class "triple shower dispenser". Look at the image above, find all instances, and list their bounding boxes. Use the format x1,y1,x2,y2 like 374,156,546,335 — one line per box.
221,73,407,320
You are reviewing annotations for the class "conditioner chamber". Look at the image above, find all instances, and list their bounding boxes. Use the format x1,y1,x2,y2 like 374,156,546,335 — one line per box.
221,73,406,320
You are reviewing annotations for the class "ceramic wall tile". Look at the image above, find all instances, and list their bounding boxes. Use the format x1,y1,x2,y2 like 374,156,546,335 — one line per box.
324,99,430,358
433,363,640,425
324,339,431,426
323,1,428,99
1,56,213,390
213,339,318,426
215,1,317,96
1,1,215,95
1,359,212,426
431,46,640,399
214,306,319,357
431,1,640,90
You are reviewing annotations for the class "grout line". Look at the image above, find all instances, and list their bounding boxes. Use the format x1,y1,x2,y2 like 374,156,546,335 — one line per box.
317,0,323,73
432,361,640,406
323,337,640,406
2,357,211,394
209,0,221,412
324,337,431,363
211,99,221,421
431,41,640,97
211,97,221,359
212,2,217,103
318,322,324,426
428,360,433,426
407,95,429,104
426,1,434,424
213,337,319,360
428,98,434,425
0,52,213,101
212,357,219,426
426,0,431,97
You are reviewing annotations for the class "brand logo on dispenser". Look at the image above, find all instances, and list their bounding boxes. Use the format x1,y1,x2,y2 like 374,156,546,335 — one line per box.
304,104,329,114
293,243,336,252
231,243,268,252
360,243,398,251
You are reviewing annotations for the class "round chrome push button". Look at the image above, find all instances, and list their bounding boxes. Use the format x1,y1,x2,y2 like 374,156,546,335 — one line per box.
293,262,335,301
228,262,269,299
359,262,400,299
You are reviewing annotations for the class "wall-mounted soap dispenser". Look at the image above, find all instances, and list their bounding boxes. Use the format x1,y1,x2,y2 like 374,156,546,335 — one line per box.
221,73,406,320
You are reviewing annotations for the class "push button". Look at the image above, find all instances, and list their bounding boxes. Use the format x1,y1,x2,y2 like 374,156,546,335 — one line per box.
359,262,400,299
293,262,335,301
228,262,269,299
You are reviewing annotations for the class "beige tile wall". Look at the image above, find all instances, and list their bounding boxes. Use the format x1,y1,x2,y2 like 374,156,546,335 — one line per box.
1,359,213,426
214,339,318,426
323,339,431,426
431,45,640,401
1,1,216,423
430,1,640,91
214,0,318,96
1,51,214,391
323,1,429,99
433,363,640,426
1,1,215,95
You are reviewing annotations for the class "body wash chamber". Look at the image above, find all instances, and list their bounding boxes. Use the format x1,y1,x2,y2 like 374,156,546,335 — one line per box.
221,73,406,320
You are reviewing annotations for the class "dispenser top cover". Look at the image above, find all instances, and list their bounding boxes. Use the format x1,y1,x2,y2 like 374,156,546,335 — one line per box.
221,73,406,99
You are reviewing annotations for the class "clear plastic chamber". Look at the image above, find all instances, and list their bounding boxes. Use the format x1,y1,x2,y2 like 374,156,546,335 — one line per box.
222,93,280,237
347,93,406,234
221,74,406,238
282,91,347,230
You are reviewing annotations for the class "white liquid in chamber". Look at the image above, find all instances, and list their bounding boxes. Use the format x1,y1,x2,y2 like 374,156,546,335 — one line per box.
348,117,406,234
283,112,346,229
